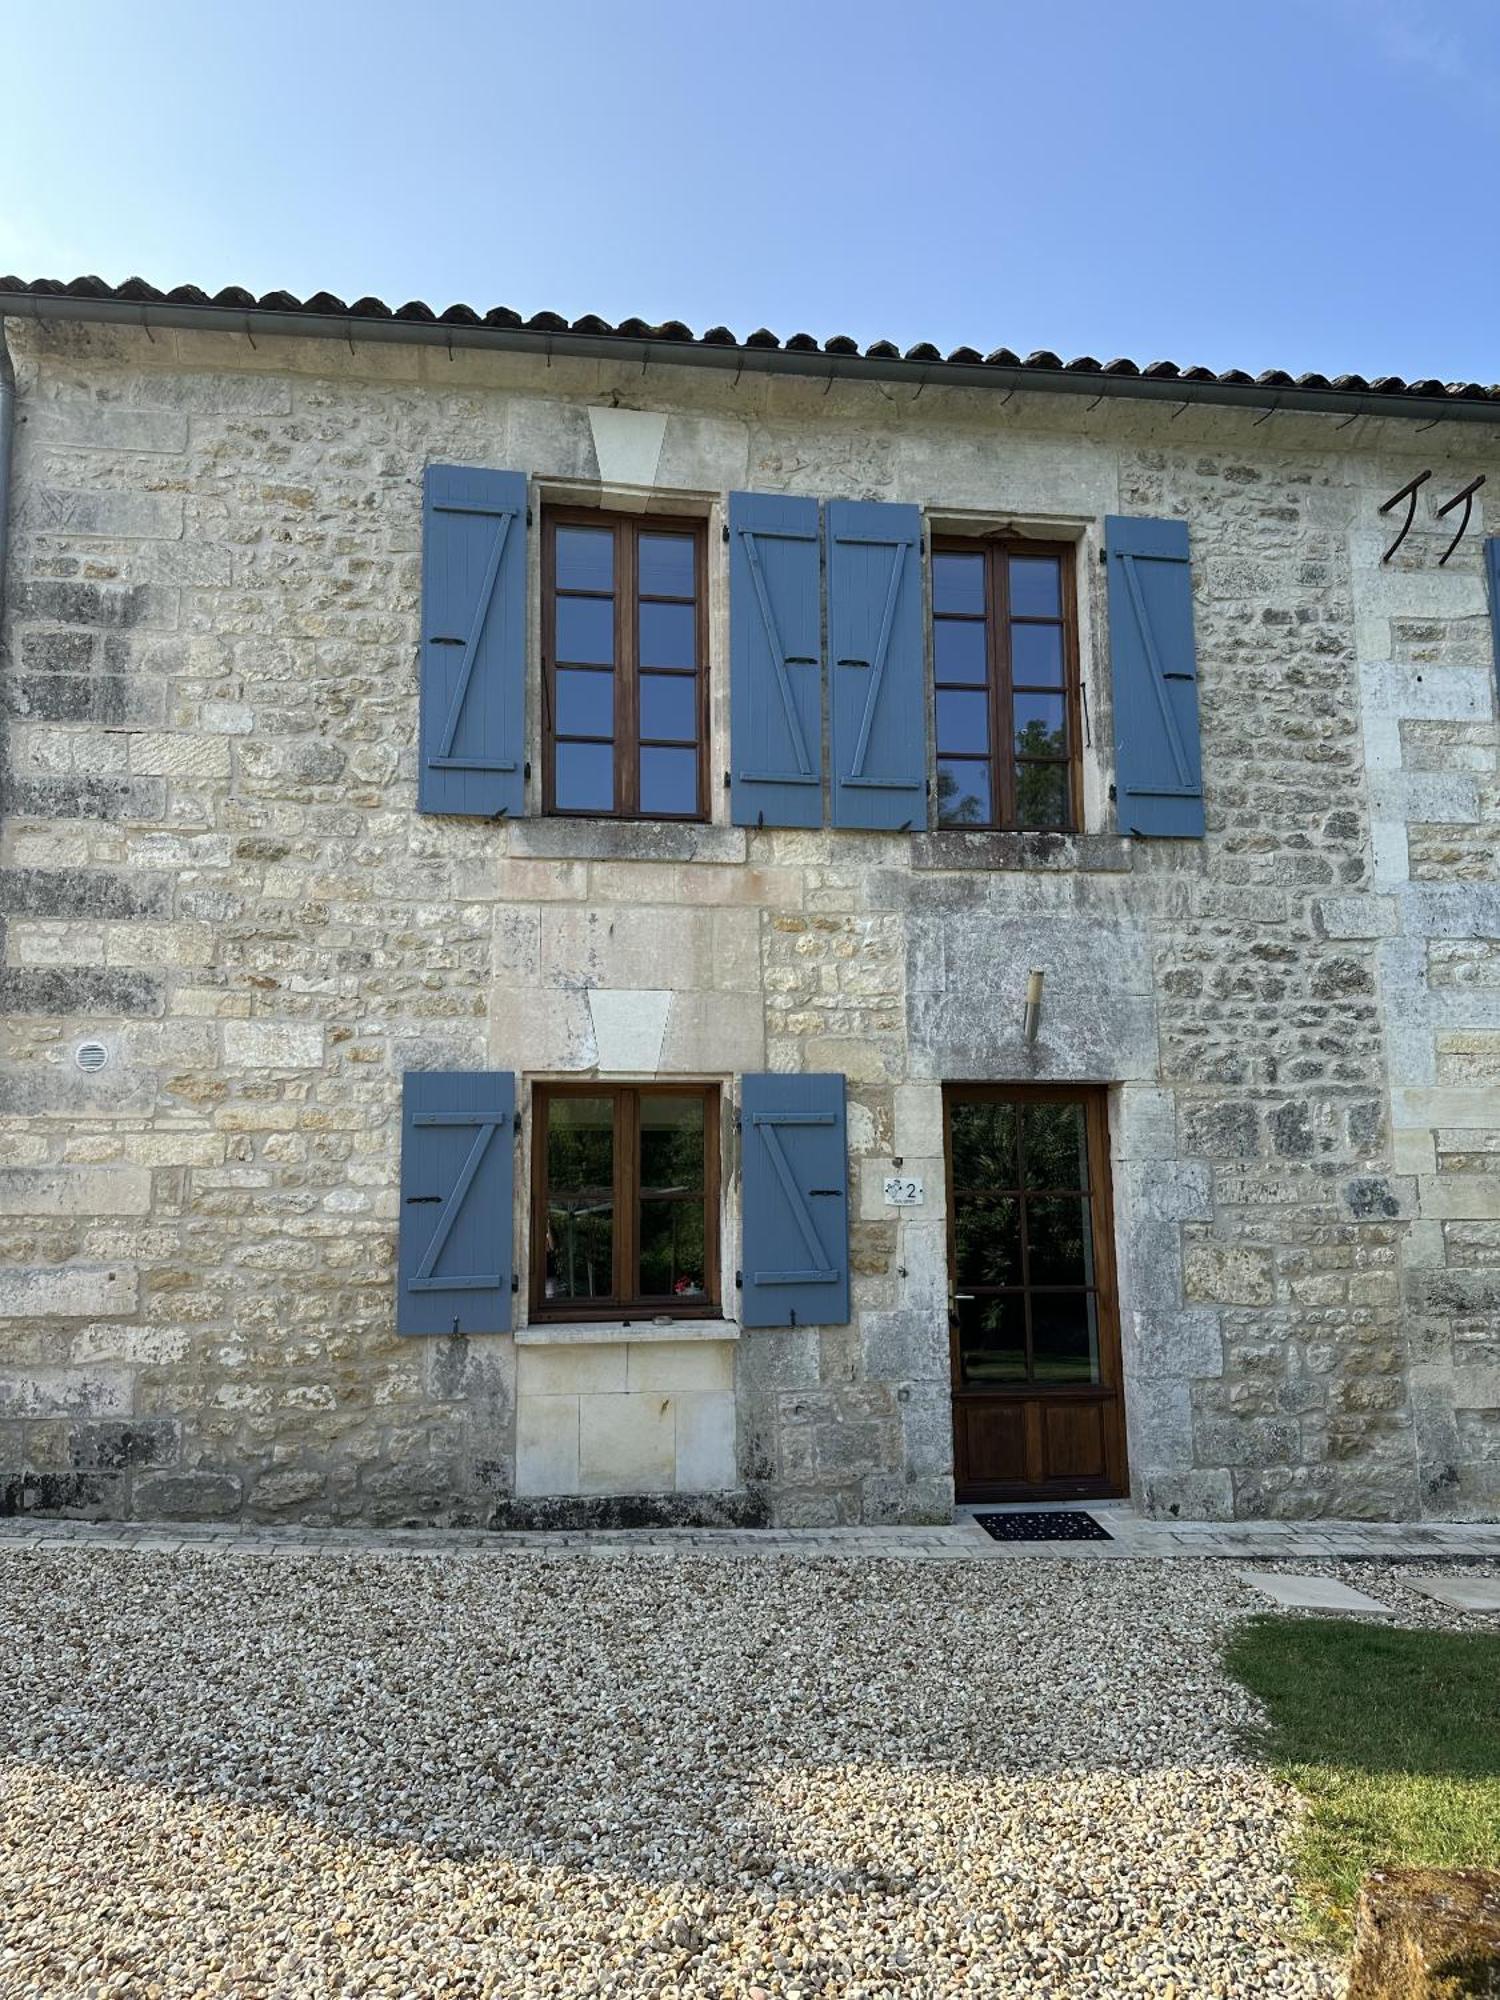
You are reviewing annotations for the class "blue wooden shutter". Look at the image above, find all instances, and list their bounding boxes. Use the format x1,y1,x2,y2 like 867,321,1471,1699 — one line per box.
1487,537,1500,688
419,465,527,816
729,492,824,827
827,500,927,830
398,1071,515,1335
739,1073,849,1328
1106,515,1205,838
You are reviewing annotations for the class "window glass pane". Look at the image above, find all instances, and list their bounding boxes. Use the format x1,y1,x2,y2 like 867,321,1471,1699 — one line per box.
933,618,988,684
640,745,698,816
950,1100,1019,1189
639,600,696,669
639,1094,706,1192
556,594,614,666
1025,1195,1093,1286
956,1294,1026,1386
953,1195,1021,1287
936,759,991,827
544,1096,614,1302
936,688,990,755
1030,1292,1099,1384
640,672,697,744
555,527,614,594
1021,1102,1089,1189
638,533,696,599
1010,555,1061,618
1014,692,1067,757
640,1200,708,1300
1011,623,1064,688
932,552,985,616
554,668,613,739
555,740,614,812
1014,762,1069,828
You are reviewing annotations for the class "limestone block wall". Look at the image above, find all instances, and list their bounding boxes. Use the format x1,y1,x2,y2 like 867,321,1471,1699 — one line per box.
0,315,1496,1526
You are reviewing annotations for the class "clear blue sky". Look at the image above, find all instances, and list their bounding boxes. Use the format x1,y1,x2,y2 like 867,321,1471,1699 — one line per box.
2,0,1497,383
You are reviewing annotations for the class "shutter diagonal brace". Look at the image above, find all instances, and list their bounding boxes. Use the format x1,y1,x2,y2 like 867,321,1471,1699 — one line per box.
751,1111,838,1285
409,1112,502,1291
839,534,914,789
1117,548,1197,796
431,500,518,773
740,527,817,782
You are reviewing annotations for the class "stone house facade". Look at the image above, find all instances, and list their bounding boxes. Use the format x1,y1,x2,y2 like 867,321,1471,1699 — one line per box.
1,283,1497,1527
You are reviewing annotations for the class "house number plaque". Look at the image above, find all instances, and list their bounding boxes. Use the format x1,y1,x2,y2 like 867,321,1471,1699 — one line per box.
883,1176,925,1207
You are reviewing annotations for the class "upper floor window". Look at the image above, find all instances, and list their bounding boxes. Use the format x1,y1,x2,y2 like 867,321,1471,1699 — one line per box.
931,540,1080,832
542,510,708,820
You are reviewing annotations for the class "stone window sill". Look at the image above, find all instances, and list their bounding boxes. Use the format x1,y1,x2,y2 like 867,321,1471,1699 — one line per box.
910,830,1132,873
506,819,748,865
515,1319,742,1347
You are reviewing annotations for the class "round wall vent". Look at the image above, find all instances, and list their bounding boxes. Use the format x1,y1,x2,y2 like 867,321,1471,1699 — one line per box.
75,1040,110,1074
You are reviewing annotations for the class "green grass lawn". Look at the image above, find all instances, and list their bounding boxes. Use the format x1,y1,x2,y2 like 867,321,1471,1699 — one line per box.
1226,1614,1500,1939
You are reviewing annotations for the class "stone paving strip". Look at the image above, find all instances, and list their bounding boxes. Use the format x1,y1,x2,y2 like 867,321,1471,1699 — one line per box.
5,1511,1500,1562
0,1546,1344,1998
1236,1570,1401,1616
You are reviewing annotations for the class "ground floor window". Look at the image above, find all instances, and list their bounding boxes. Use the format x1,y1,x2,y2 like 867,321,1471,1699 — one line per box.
530,1082,720,1321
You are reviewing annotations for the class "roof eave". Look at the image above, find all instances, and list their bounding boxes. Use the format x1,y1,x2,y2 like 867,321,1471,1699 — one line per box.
2,291,1494,429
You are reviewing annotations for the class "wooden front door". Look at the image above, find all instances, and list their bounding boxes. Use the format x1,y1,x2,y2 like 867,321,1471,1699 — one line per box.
944,1085,1127,1502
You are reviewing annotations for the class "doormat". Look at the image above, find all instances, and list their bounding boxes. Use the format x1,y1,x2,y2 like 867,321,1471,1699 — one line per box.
973,1510,1113,1542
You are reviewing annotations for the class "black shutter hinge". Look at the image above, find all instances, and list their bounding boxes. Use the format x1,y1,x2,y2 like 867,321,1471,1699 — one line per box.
511,1274,519,1293
735,1270,743,1289
514,1111,523,1133
1099,547,1108,564
723,770,732,790
524,760,532,781
722,523,730,543
526,507,534,527
1108,782,1117,803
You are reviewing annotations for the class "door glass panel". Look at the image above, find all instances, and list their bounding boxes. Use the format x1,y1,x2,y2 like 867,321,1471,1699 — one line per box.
638,533,695,598
1030,1292,1099,1384
640,746,698,816
555,527,614,593
555,594,614,666
1011,622,1065,687
936,759,991,827
1021,1102,1089,1189
933,618,988,683
950,1100,1020,1190
639,672,697,743
554,741,614,813
1009,555,1061,618
1025,1195,1093,1286
952,1196,1021,1287
545,1096,614,1301
554,668,613,739
956,1294,1026,1386
932,552,985,615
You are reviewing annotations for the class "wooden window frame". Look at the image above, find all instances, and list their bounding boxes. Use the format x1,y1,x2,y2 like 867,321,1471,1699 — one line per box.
931,537,1083,832
541,507,709,822
941,1082,1122,1397
529,1081,722,1323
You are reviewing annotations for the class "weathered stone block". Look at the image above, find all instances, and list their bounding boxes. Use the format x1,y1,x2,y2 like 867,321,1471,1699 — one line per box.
0,1267,139,1318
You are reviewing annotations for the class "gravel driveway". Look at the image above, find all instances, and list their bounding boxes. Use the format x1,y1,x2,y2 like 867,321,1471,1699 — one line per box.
0,1550,1336,1998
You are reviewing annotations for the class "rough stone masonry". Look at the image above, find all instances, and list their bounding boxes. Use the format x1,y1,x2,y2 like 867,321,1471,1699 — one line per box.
0,306,1497,1528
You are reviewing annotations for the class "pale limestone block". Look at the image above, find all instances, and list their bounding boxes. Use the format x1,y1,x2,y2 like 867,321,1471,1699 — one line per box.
494,990,596,1071
544,905,715,989
517,1343,628,1395
673,1391,737,1490
1418,1177,1500,1220
9,923,107,966
223,1022,325,1069
579,1392,676,1495
1392,1129,1438,1177
1404,1219,1447,1269
494,859,589,902
1315,896,1399,940
0,1364,135,1418
661,991,764,1072
0,1266,139,1318
1370,818,1410,890
128,733,232,779
0,1167,151,1216
626,1339,735,1394
515,1393,580,1497
1394,1086,1500,1129
893,1082,944,1158
122,1131,225,1167
105,923,216,967
587,990,671,1072
587,406,667,489
711,908,763,992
